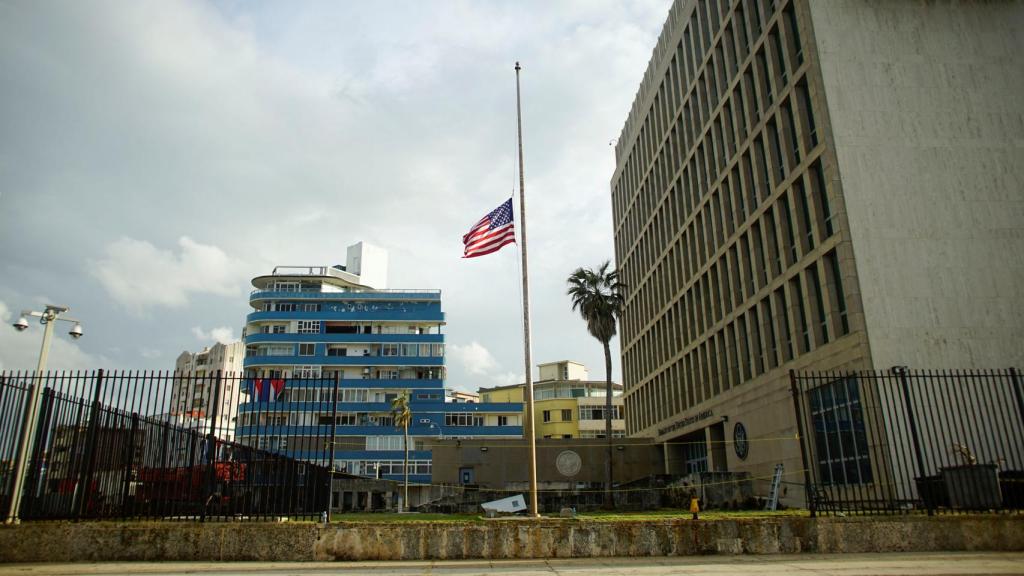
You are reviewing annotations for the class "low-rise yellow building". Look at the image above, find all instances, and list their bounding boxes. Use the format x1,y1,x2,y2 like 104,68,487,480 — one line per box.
480,361,625,439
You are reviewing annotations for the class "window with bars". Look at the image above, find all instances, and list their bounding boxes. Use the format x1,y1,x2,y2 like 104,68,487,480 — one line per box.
809,376,873,485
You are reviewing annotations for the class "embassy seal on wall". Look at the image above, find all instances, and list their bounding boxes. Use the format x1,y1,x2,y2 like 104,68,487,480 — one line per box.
555,450,582,477
733,421,749,460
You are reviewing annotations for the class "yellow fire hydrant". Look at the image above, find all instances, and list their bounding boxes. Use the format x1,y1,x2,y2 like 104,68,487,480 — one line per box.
689,497,700,520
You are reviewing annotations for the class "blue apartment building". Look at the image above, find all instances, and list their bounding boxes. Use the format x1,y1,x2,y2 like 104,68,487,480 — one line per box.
236,242,523,488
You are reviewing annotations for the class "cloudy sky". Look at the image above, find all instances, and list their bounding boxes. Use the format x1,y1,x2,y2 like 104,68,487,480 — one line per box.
0,0,669,390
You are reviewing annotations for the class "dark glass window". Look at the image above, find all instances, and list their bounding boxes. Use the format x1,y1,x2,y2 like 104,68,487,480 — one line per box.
810,376,873,485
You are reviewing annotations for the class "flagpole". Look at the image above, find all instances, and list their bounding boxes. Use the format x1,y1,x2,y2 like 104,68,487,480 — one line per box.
514,61,539,518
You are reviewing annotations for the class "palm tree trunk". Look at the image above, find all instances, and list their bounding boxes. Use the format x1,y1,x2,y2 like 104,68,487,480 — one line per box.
603,340,614,510
403,422,410,512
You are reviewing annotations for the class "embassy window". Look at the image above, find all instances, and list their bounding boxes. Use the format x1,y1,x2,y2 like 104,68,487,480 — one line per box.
561,409,572,422
810,376,872,485
542,410,552,423
497,415,509,426
299,344,315,356
276,303,295,312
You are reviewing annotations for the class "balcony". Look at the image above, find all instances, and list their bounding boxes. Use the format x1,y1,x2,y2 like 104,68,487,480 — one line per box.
243,355,444,367
244,333,444,345
234,424,524,437
250,289,441,302
246,309,444,323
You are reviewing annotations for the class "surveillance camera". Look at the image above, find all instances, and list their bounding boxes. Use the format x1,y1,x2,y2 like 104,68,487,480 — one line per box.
13,317,29,332
68,323,83,340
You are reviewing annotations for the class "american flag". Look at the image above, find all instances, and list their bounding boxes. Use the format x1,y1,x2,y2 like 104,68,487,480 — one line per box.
463,198,516,258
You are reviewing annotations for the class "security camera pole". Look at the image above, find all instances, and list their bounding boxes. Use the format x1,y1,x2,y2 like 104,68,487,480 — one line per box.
6,305,83,524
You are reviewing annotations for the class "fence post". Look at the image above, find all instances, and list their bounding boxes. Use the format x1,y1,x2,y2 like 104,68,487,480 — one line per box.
789,370,816,518
118,413,140,519
326,372,340,523
22,388,56,519
895,367,933,516
1010,368,1024,433
75,369,106,519
201,370,223,523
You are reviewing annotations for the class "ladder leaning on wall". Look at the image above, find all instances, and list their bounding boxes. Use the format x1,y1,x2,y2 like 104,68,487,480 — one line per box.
765,463,784,511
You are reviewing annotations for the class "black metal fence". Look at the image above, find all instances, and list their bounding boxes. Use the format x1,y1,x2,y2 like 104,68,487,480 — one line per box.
791,368,1024,515
0,370,329,521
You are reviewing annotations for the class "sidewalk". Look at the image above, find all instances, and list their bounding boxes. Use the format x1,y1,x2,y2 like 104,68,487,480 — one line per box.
2,552,1022,575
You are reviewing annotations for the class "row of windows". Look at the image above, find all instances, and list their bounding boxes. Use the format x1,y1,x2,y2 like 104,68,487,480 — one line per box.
238,410,394,427
541,406,624,422
578,405,623,421
262,323,436,335
337,460,432,476
622,166,836,387
246,367,444,381
445,413,484,427
626,249,849,435
255,301,436,314
619,101,827,349
614,0,805,254
578,430,628,439
247,343,444,358
365,435,406,451
607,0,854,435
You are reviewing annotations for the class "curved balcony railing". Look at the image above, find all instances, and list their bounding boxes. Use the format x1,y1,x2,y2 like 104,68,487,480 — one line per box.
243,355,444,367
250,289,441,301
245,309,445,323
244,333,444,345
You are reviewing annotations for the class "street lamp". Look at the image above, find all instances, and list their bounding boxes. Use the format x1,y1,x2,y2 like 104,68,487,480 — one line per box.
6,304,84,524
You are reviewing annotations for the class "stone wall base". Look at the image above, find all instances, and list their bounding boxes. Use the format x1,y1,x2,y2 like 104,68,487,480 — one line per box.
0,516,1020,563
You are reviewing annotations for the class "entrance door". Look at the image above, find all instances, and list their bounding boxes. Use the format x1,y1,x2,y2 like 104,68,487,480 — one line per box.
709,422,728,471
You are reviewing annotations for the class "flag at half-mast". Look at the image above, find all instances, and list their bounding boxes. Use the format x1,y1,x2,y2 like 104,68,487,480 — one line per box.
462,198,516,258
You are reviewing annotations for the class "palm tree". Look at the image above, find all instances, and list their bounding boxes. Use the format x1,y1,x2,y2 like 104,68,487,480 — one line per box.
567,260,625,510
390,392,412,512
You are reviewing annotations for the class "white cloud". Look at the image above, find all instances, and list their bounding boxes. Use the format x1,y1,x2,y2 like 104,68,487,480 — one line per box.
191,325,237,344
90,236,246,314
0,0,668,378
447,341,530,391
448,341,499,375
139,347,162,359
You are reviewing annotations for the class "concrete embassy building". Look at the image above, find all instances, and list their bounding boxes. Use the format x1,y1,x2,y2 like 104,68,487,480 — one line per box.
237,242,521,505
480,361,625,440
611,0,1024,499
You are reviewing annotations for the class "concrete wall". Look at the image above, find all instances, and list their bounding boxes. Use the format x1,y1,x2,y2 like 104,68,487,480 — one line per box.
1,516,1022,562
808,0,1024,370
429,438,663,489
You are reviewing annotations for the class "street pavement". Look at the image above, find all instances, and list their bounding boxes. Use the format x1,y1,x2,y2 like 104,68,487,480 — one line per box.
1,553,1022,576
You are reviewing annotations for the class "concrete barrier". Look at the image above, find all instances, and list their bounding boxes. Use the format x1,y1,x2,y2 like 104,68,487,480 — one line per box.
0,516,1021,562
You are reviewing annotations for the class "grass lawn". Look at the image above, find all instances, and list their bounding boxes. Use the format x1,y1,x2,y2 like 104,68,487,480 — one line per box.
576,508,809,521
328,509,809,523
330,512,486,523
